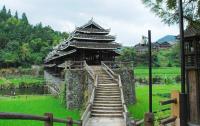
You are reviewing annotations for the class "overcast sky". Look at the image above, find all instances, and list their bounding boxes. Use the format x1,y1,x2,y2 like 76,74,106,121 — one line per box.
0,0,179,46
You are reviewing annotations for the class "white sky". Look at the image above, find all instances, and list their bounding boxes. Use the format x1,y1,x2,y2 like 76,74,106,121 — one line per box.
0,0,179,46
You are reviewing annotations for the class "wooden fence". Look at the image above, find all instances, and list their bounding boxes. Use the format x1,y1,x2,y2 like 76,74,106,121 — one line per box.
0,112,82,126
159,90,180,126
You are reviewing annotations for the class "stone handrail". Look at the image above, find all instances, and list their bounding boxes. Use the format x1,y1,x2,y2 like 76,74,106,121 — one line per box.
119,75,129,125
101,61,129,125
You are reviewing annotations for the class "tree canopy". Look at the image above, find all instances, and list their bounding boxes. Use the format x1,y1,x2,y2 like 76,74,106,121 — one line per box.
142,0,200,26
0,6,69,67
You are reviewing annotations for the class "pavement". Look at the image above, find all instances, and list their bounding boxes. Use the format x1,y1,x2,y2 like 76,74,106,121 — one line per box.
86,117,126,126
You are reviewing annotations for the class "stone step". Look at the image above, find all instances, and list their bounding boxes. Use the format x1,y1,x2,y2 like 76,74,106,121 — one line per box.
93,103,122,107
96,87,119,90
96,93,121,96
94,97,121,100
98,80,115,83
91,109,123,114
91,113,123,117
96,90,120,93
94,101,122,104
95,95,121,98
98,83,118,86
96,89,120,92
94,98,121,101
92,106,123,110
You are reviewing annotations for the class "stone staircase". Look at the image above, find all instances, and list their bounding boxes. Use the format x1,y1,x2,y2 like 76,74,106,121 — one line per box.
90,66,123,118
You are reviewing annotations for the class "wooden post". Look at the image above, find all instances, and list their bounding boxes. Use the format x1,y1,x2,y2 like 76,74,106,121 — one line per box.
171,91,180,126
44,113,53,126
67,117,73,126
144,113,154,126
78,120,82,126
171,91,180,118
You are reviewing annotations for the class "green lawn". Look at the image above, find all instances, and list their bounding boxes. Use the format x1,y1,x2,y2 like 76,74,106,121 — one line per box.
0,75,44,86
0,95,80,126
128,84,181,120
134,67,180,78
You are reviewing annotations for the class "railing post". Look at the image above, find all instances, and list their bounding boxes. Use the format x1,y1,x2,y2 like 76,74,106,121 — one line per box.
144,113,154,126
67,117,73,126
44,113,53,126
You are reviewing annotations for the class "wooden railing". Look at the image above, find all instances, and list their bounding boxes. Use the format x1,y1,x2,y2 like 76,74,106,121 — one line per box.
159,91,179,126
81,62,98,126
118,75,129,125
0,112,81,126
84,61,95,80
101,62,129,125
101,61,118,80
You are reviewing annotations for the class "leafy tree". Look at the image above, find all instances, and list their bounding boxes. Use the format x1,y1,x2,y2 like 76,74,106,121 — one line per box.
0,6,69,67
117,47,136,61
142,0,200,26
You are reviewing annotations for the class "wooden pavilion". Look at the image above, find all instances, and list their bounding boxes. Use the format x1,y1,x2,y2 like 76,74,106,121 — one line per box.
184,25,200,125
44,19,121,68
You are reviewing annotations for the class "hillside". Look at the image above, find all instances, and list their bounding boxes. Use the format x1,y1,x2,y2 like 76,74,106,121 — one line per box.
0,6,69,67
156,35,177,43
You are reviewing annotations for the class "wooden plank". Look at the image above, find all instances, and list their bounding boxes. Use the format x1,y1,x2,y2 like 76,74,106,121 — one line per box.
171,91,180,118
188,70,200,124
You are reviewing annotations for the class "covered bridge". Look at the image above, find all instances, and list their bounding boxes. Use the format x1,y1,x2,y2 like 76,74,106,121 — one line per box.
44,19,121,69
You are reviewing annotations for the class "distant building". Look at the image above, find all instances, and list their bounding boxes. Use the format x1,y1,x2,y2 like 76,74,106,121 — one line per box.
134,43,159,54
158,41,172,49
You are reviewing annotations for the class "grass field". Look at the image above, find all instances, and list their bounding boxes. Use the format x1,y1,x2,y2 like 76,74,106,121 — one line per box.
128,84,181,120
0,95,80,126
134,67,180,78
0,75,44,86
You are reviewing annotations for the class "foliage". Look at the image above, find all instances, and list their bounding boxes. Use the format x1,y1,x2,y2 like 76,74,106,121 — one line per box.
0,75,44,87
0,6,69,67
117,47,136,61
0,95,80,126
128,84,180,120
118,44,180,67
142,0,200,26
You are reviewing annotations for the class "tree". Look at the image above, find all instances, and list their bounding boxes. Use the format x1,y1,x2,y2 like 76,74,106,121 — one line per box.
117,47,136,61
7,9,11,17
0,6,68,67
22,12,28,24
142,0,200,26
14,11,18,19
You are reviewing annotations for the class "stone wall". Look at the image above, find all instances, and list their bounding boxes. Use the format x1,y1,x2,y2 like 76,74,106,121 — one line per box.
64,67,135,109
65,69,94,109
113,68,136,104
44,70,64,92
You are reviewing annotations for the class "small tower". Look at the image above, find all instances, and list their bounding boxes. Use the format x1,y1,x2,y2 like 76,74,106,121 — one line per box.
184,26,200,125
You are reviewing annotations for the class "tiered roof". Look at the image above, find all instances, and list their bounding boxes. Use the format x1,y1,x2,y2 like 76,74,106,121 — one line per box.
44,19,121,63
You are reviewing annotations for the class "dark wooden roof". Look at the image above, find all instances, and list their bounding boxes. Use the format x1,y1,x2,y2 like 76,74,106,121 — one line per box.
72,33,115,41
44,19,121,63
184,25,200,38
70,41,121,49
76,28,110,34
